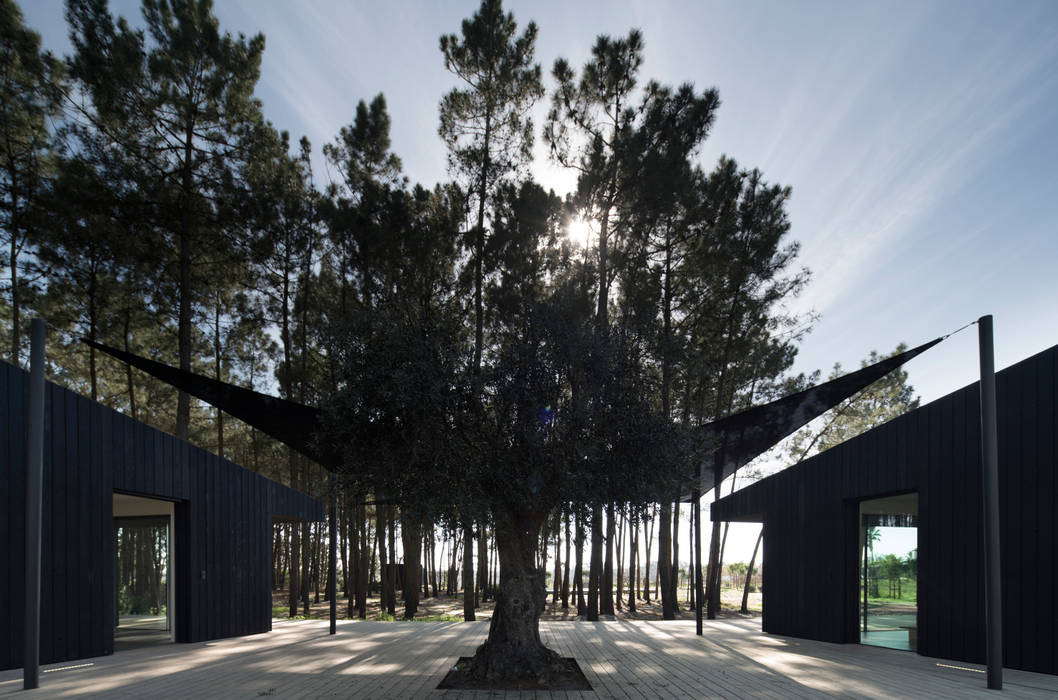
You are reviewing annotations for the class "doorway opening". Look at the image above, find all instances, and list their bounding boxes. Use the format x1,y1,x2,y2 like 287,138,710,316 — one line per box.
113,493,174,650
859,492,918,651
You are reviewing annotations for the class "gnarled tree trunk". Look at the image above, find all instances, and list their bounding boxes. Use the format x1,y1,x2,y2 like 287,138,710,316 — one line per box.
467,506,564,686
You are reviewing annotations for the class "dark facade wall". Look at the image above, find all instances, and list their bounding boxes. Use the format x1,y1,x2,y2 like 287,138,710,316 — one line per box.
712,344,1057,676
1,360,323,671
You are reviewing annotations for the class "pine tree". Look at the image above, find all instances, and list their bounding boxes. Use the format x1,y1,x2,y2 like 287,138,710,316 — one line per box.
0,0,64,365
679,156,810,618
787,345,921,460
439,3,543,621
439,0,542,385
66,0,266,439
548,31,722,620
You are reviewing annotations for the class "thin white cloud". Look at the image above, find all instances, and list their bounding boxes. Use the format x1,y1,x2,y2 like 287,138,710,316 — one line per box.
786,11,1058,323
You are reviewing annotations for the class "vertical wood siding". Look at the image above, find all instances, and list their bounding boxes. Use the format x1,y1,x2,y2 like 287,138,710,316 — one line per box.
1,361,323,671
712,344,1058,676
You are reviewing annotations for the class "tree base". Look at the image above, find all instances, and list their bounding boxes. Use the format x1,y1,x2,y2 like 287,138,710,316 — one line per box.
437,656,591,691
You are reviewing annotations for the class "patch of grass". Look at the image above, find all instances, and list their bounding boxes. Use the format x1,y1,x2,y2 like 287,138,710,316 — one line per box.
272,606,311,620
368,611,463,622
863,577,918,604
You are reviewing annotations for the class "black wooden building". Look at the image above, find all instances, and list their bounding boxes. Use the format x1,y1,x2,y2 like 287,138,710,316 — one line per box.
712,343,1057,676
1,359,323,671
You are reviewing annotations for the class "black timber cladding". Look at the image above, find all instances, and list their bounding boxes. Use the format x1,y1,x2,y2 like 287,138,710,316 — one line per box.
711,343,1058,676
1,360,323,671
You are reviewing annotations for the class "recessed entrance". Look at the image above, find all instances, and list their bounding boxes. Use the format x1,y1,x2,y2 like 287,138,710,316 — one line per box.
859,492,918,651
113,493,175,651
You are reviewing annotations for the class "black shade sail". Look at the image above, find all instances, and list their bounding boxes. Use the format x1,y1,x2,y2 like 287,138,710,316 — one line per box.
87,334,943,495
83,339,334,468
685,337,943,500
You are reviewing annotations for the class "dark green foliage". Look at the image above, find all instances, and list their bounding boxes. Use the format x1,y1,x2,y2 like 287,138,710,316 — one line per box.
546,30,646,325
65,0,266,438
788,345,921,461
0,0,64,364
324,94,403,195
3,1,826,683
439,0,544,420
439,5,545,623
322,185,467,515
439,0,542,195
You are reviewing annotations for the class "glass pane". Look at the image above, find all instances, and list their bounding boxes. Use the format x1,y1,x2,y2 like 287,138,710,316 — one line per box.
115,516,170,645
859,493,917,651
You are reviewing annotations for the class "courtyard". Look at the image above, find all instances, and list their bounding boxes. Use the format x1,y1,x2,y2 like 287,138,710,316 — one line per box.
2,618,1055,699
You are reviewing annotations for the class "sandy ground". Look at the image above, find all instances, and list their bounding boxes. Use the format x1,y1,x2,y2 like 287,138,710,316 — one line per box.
273,587,762,622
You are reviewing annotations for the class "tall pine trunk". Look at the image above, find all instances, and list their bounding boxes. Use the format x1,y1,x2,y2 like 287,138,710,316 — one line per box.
671,498,681,609
477,520,488,605
552,515,562,606
368,521,378,606
574,510,585,615
689,506,697,610
314,522,323,603
658,501,674,618
8,233,20,365
287,453,300,617
175,119,195,441
301,521,311,611
587,503,602,620
615,510,624,611
462,519,475,621
643,505,655,602
705,450,724,619
123,308,138,420
376,506,389,616
401,511,421,619
602,505,616,615
346,501,357,618
213,301,224,459
561,510,571,609
386,507,396,617
272,525,283,589
448,528,460,596
356,507,368,618
627,512,638,612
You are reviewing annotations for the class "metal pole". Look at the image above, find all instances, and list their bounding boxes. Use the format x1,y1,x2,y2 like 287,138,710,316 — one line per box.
978,315,1002,690
329,473,337,635
693,488,703,636
24,319,45,689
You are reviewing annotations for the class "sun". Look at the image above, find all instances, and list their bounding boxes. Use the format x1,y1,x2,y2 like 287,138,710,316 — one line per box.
567,217,593,248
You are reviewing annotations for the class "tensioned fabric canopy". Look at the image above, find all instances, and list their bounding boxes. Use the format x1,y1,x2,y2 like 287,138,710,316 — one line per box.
85,335,942,491
82,339,334,467
684,336,942,500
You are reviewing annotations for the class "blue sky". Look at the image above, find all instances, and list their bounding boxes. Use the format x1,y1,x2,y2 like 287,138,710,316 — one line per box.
24,0,1058,408
23,1,1058,562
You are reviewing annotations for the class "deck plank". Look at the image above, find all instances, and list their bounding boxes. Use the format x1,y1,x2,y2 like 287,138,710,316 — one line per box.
2,618,1055,699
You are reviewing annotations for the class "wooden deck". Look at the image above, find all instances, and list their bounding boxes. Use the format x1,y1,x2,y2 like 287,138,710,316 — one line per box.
2,618,1055,698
